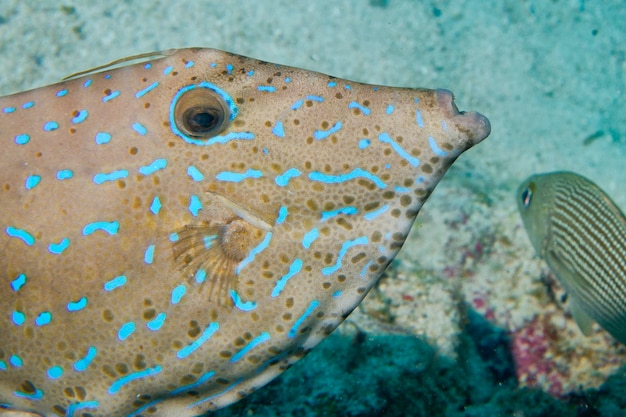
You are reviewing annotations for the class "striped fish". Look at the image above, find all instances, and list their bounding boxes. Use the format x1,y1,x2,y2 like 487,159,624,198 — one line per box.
0,48,490,417
517,171,626,344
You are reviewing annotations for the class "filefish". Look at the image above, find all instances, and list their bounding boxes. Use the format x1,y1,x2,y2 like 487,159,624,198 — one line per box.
517,171,626,344
0,48,491,417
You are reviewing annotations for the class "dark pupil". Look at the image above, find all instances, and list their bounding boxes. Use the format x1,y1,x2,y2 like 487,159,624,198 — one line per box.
188,109,216,131
521,188,532,208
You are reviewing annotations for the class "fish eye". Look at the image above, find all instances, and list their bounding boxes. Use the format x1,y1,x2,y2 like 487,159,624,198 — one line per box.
174,87,230,138
521,187,532,208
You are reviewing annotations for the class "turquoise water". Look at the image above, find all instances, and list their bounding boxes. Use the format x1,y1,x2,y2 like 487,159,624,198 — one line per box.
1,1,625,415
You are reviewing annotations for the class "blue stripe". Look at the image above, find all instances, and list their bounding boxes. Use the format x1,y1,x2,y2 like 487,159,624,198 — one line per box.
216,169,262,182
67,297,88,311
309,168,386,189
302,228,319,249
275,168,301,186
428,136,449,157
135,81,159,98
48,238,70,254
83,221,119,236
104,275,127,291
235,232,272,274
108,366,162,394
230,332,270,362
271,259,303,297
379,133,420,167
314,121,342,140
93,170,128,184
6,227,35,245
288,300,319,338
11,274,26,292
74,346,97,371
177,322,219,359
322,236,369,276
139,159,167,175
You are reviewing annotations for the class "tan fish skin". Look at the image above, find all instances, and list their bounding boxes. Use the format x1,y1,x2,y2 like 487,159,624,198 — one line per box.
0,48,491,417
517,171,626,345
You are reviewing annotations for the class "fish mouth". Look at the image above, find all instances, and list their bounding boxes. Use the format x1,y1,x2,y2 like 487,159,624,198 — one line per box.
436,88,491,146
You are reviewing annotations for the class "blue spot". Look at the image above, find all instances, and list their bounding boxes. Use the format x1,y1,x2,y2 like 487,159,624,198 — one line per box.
216,169,262,182
333,290,343,297
43,121,59,131
71,109,88,124
307,95,324,102
187,166,204,181
314,121,342,140
102,90,119,102
132,122,148,135
379,133,420,167
309,168,387,189
93,169,128,184
35,312,52,326
416,110,424,127
48,238,70,254
83,79,92,88
235,232,273,274
441,120,448,131
56,89,68,97
25,175,41,190
225,64,233,74
322,236,369,275
104,275,127,291
135,81,159,98
144,245,155,264
139,158,167,175
386,104,394,115
147,312,166,331
257,85,275,92
144,63,152,69
327,81,337,87
0,361,6,370
302,228,319,249
288,300,319,338
82,221,119,236
195,269,206,283
108,366,162,394
9,355,22,367
275,168,301,187
348,101,371,115
95,132,112,144
277,206,288,224
271,259,303,297
12,311,25,326
22,101,34,108
185,61,195,68
74,346,97,371
344,84,351,90
247,70,255,76
230,290,257,312
11,274,26,292
428,136,449,157
230,332,270,363
150,196,161,215
14,134,30,145
171,285,186,304
272,121,285,137
189,195,202,216
177,323,219,359
291,99,303,110
104,74,111,79
321,206,358,222
359,139,370,149
47,366,63,379
3,107,16,113
118,322,135,341
67,297,88,311
5,227,35,245
364,204,390,220
169,233,179,242
394,186,411,193
56,170,73,180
